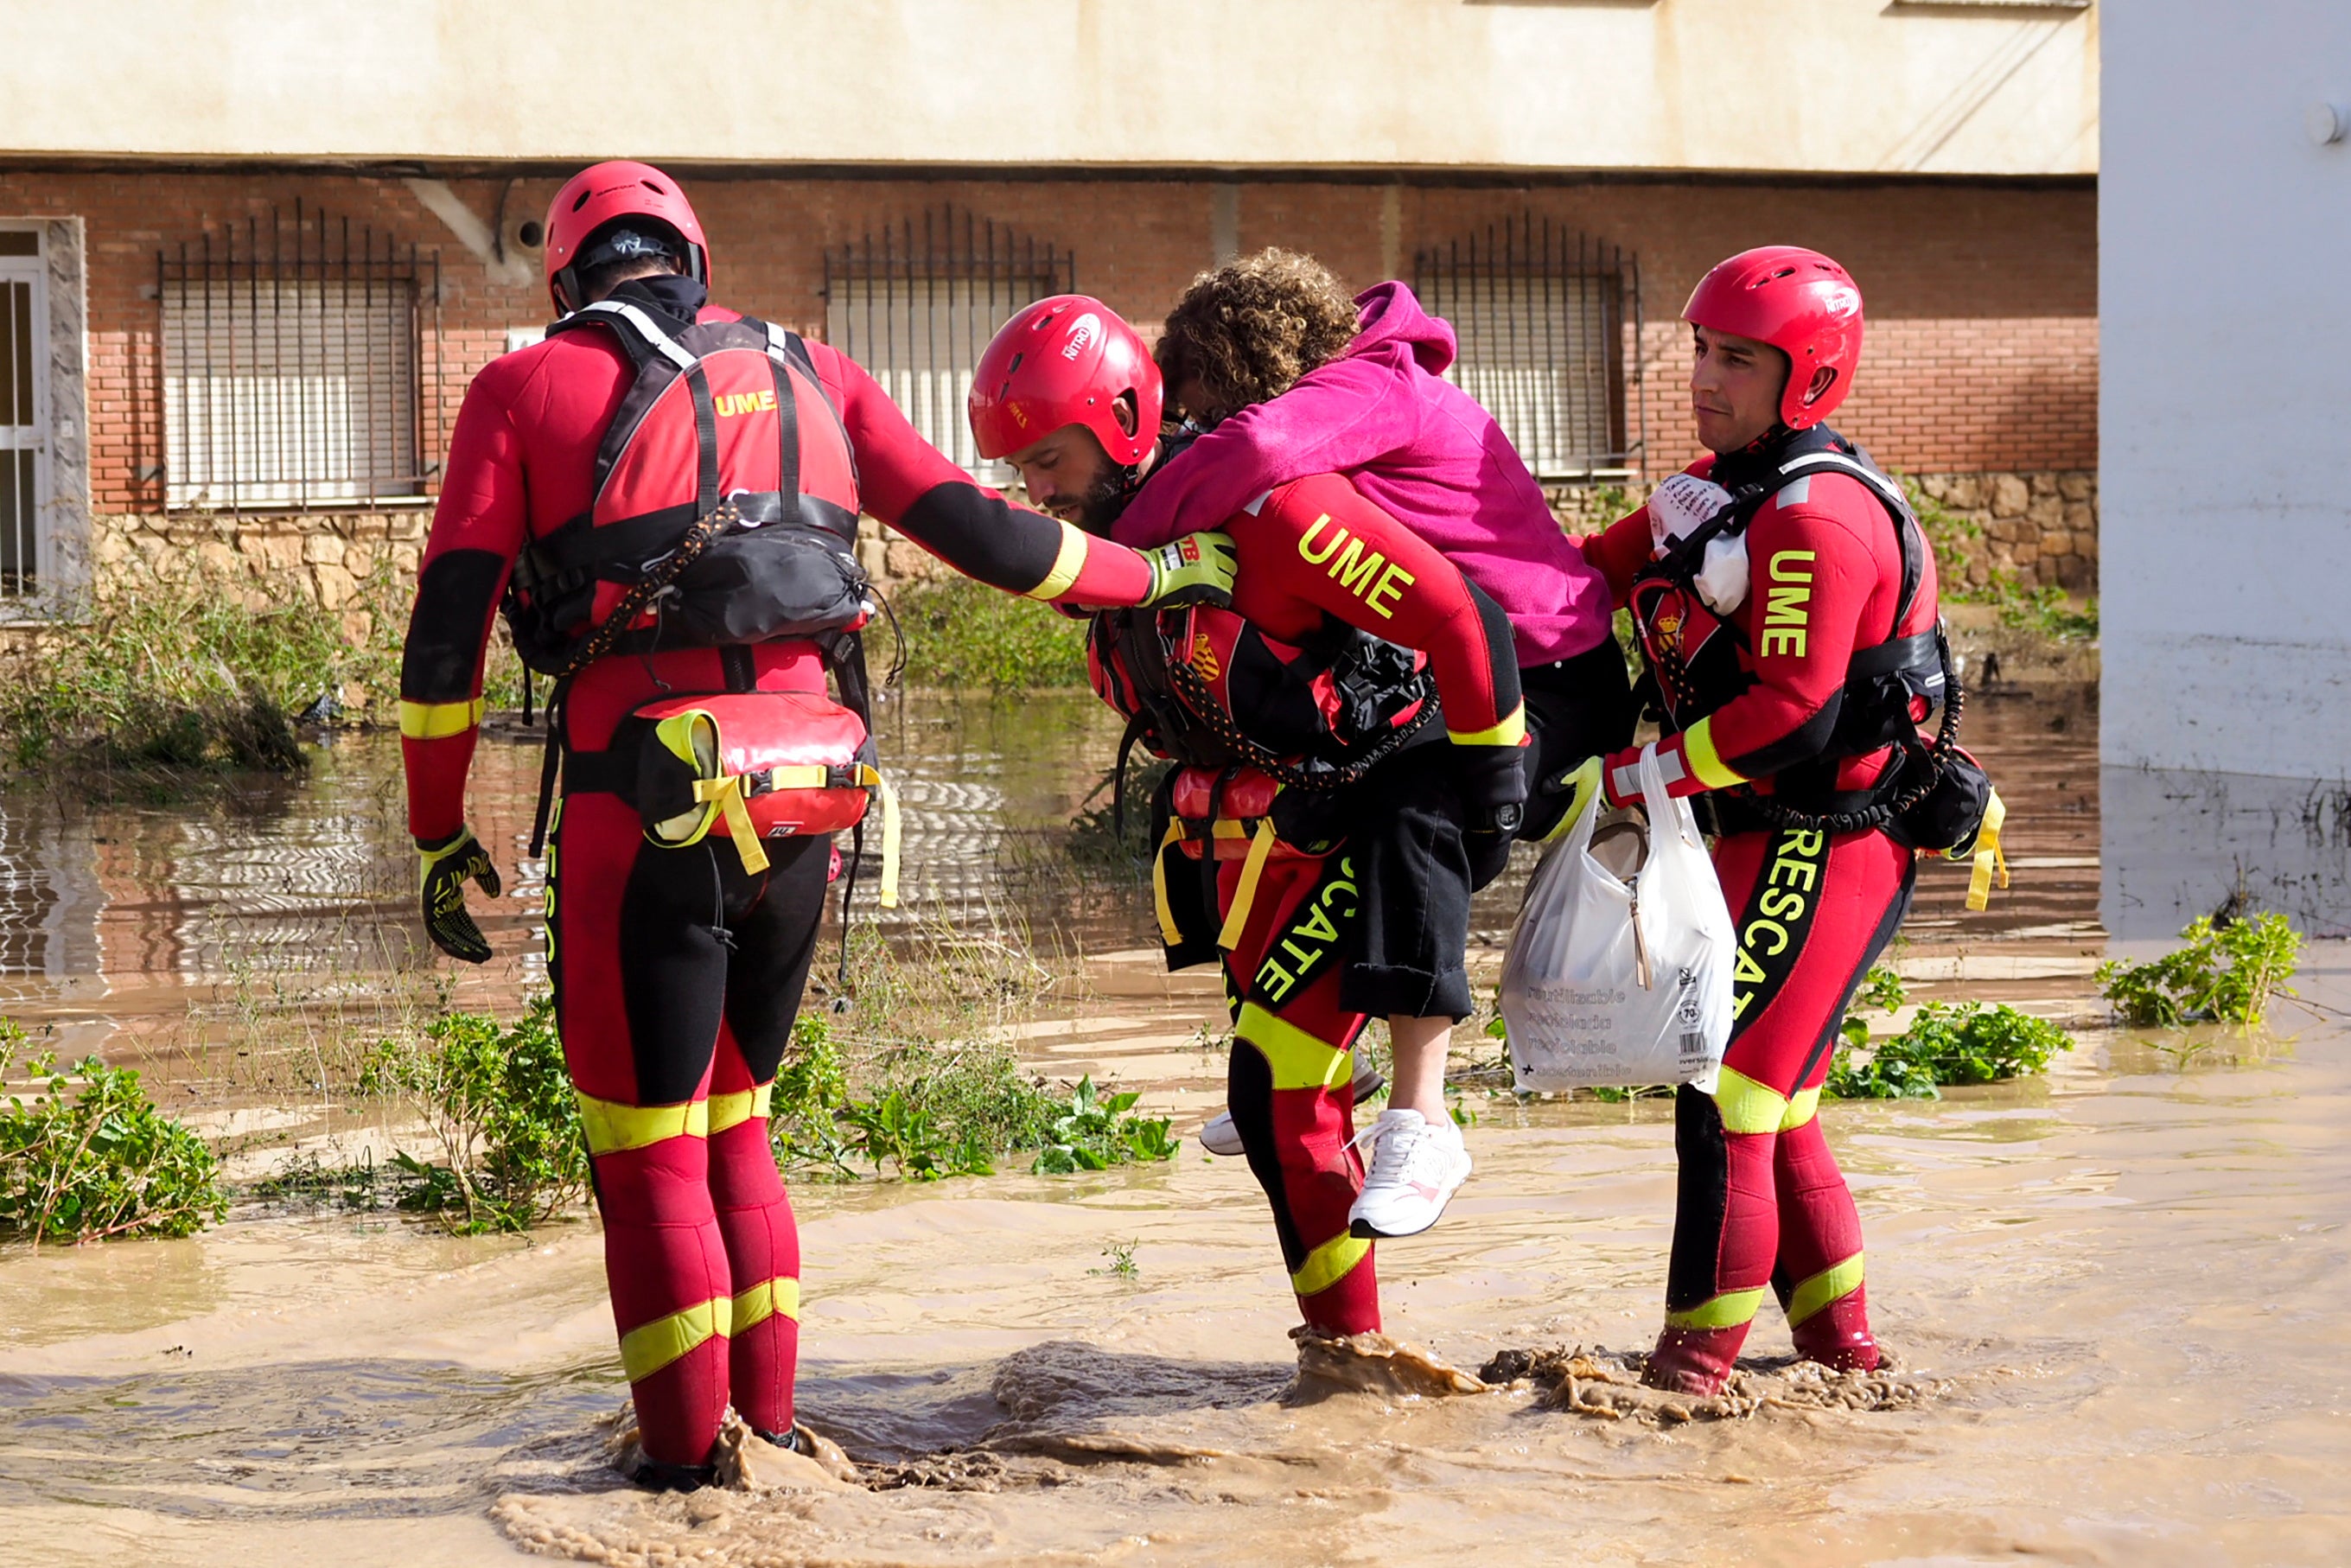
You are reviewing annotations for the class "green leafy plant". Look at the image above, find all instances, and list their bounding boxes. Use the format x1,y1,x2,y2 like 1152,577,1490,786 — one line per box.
2097,912,2302,1029
1031,1076,1181,1173
1826,1002,2074,1101
0,1022,227,1244
1093,1238,1141,1279
895,573,1089,691
358,995,589,1233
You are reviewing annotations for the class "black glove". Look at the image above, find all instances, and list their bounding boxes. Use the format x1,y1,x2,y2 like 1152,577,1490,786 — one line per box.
1455,743,1529,891
417,827,500,963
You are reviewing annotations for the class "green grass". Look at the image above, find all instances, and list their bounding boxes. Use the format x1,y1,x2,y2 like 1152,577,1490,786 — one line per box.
893,575,1089,692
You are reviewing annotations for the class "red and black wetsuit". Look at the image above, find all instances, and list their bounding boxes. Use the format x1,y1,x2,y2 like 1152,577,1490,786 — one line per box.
1138,473,1520,1335
1583,428,1936,1387
400,279,1157,1470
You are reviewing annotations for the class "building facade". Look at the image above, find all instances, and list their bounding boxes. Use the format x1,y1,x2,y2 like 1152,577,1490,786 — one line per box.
0,0,2099,643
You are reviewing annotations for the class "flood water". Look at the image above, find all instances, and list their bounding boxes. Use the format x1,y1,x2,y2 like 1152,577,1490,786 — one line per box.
3,676,2350,1565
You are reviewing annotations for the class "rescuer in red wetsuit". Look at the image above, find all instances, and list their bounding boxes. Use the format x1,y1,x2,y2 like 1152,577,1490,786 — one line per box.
399,165,1237,1488
969,296,1524,1337
1574,246,1938,1395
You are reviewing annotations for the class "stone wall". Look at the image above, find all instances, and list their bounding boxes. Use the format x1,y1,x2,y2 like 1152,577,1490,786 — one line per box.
86,507,428,641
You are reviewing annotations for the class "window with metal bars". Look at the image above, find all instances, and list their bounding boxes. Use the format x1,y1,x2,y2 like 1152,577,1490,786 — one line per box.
0,227,41,596
1415,216,1643,481
823,208,1075,482
157,204,443,511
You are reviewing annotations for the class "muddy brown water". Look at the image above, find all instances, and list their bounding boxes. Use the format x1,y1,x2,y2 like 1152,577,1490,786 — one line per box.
5,680,2350,1565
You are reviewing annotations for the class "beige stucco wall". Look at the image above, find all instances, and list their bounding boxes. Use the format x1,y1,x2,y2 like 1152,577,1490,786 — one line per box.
0,0,2096,175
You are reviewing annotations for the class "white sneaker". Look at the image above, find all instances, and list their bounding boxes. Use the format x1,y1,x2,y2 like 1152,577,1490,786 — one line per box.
1347,1108,1471,1239
1198,1060,1386,1157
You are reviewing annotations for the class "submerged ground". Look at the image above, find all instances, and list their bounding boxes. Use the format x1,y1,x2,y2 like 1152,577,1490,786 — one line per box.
2,683,2345,1565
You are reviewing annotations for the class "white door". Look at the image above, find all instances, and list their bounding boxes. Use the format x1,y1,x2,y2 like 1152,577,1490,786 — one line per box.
0,227,47,597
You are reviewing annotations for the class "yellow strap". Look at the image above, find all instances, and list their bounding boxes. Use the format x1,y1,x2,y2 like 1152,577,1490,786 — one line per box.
1784,1253,1865,1327
1024,519,1089,602
1711,1066,1790,1136
731,1275,801,1332
577,1092,709,1156
1216,819,1278,949
1445,703,1526,749
1290,1232,1373,1297
1234,1002,1353,1091
693,774,772,876
706,1082,774,1135
870,768,900,909
398,697,486,740
618,1296,730,1383
1150,819,1186,947
1663,1287,1767,1332
1966,789,2009,912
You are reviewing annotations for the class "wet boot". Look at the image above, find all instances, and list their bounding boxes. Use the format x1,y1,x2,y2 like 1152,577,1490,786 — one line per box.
1789,1280,1880,1373
616,1447,717,1492
1641,1321,1749,1397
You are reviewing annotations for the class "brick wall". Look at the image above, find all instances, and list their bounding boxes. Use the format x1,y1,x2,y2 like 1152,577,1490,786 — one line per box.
0,166,2098,602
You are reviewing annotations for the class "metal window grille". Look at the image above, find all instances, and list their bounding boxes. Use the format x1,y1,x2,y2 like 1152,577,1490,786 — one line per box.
824,208,1075,482
1416,215,1643,481
157,203,443,511
0,227,42,596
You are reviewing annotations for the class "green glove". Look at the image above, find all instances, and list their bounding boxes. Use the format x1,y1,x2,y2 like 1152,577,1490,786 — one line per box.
1535,756,1604,846
1141,531,1239,609
417,827,501,964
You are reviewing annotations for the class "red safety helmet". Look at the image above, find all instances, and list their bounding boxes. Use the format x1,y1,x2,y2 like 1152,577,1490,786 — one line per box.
969,295,1162,468
544,160,710,316
1683,245,1864,430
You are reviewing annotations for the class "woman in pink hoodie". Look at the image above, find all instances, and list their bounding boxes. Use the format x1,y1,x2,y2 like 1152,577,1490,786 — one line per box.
1135,254,1636,1237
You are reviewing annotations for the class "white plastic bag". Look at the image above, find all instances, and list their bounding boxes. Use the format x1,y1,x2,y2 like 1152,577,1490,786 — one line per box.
1498,744,1736,1091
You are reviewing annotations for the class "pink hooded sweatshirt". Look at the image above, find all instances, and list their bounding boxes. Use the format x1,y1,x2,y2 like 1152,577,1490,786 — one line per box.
1112,282,1615,666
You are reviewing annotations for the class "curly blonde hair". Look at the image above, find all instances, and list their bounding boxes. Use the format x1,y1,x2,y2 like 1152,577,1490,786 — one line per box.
1157,248,1360,423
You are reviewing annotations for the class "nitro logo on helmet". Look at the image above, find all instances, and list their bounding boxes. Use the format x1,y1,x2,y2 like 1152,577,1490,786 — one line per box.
1063,313,1102,360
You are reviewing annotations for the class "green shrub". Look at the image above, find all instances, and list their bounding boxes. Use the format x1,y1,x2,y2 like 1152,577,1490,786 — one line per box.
894,574,1089,691
0,577,361,773
768,1017,1176,1182
2097,912,2302,1029
359,995,589,1233
0,1022,226,1243
1827,1002,2074,1101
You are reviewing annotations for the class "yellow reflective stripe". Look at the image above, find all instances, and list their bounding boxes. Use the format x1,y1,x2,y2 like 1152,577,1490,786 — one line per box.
1150,820,1186,947
1216,819,1278,949
707,1082,774,1135
1967,789,2009,912
398,697,485,740
1780,1086,1821,1131
618,1296,730,1383
1023,519,1089,602
692,774,772,874
732,1275,801,1332
577,1093,709,1156
1235,1002,1351,1091
1711,1067,1789,1136
1290,1232,1373,1297
1784,1253,1864,1327
1679,717,1749,791
1446,703,1526,749
1664,1288,1766,1331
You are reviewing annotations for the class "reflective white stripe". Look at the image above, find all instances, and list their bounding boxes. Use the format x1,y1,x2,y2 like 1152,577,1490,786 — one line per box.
1239,491,1272,516
578,300,697,370
1777,450,1909,513
1774,475,1813,507
1611,743,1685,803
